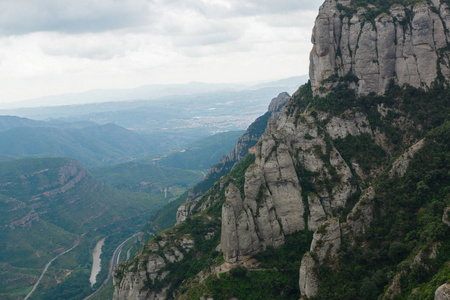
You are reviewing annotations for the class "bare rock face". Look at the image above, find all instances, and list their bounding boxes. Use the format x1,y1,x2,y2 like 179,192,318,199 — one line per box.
113,254,168,300
343,187,376,237
220,108,359,266
443,206,450,227
267,92,291,118
310,218,341,263
310,0,450,96
307,194,327,232
299,218,341,298
435,283,450,300
221,183,260,264
176,203,190,225
113,235,192,300
299,252,319,298
389,139,425,178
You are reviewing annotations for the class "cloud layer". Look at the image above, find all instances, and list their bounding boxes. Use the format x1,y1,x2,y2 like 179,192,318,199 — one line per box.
0,0,321,103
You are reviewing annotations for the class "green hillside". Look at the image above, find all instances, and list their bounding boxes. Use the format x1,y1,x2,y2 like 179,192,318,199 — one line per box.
0,157,166,299
0,124,159,166
89,162,204,200
139,130,245,170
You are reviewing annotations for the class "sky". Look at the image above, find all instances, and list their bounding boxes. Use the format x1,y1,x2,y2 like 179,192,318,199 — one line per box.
0,0,322,104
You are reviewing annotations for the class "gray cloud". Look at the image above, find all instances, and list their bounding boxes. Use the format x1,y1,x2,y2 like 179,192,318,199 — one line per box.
0,0,153,35
0,0,320,36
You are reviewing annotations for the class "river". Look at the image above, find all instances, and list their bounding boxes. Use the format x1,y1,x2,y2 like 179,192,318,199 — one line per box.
89,237,106,287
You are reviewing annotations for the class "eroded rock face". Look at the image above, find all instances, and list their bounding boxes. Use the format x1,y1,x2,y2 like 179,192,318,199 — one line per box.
299,218,341,298
299,252,319,298
343,187,376,237
220,108,360,266
310,0,450,96
389,139,425,178
435,283,450,300
221,183,260,264
113,254,168,300
443,207,450,227
311,218,341,263
113,234,194,300
210,92,291,175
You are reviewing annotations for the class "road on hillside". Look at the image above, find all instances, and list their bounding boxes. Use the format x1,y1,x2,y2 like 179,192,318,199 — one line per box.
107,232,140,283
25,233,85,300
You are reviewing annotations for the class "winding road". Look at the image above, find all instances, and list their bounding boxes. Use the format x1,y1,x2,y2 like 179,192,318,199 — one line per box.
84,232,140,300
25,234,85,300
107,232,140,283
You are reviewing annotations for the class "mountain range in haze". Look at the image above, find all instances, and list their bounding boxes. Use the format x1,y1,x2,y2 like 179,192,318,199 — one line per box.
1,76,308,109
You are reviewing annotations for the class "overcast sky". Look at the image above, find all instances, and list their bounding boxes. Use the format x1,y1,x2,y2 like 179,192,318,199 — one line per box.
0,0,321,104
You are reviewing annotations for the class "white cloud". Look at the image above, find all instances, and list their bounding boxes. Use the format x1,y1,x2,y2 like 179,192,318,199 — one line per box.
0,0,322,103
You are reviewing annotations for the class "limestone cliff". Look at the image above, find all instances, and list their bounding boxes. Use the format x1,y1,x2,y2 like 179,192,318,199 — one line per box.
220,106,359,265
310,0,450,96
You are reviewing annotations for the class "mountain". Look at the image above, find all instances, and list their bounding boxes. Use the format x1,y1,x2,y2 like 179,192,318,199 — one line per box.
0,122,161,166
0,115,46,131
1,76,307,109
175,92,291,224
112,0,450,299
0,157,167,299
0,115,97,132
141,130,245,171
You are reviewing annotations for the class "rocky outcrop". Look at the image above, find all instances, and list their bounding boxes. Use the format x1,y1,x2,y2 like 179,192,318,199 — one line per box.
115,1,450,299
311,218,341,263
31,161,88,198
209,92,291,176
310,0,450,96
208,92,291,176
342,187,376,237
389,139,425,178
220,108,359,266
176,203,191,224
299,218,341,298
8,210,40,229
113,233,195,300
113,253,168,300
384,243,440,299
435,283,450,300
176,92,291,223
221,183,260,264
299,252,319,298
443,206,450,227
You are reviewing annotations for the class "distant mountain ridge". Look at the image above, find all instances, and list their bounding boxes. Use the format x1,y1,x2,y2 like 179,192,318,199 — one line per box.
1,76,308,109
0,119,160,166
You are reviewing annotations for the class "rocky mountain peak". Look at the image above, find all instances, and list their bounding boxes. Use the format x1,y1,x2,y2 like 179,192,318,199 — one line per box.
267,92,291,114
310,0,450,96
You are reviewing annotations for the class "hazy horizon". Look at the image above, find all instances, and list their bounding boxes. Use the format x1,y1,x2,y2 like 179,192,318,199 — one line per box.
0,0,320,104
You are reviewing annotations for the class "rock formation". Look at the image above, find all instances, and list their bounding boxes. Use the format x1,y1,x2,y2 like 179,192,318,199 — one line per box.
310,0,450,96
435,283,450,300
176,92,291,224
299,218,341,298
220,107,361,266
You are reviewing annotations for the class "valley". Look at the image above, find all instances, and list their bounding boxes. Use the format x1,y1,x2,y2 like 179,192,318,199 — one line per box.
0,81,295,299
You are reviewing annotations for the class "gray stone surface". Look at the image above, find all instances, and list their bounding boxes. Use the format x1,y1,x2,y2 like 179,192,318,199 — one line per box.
310,0,450,96
435,283,450,300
